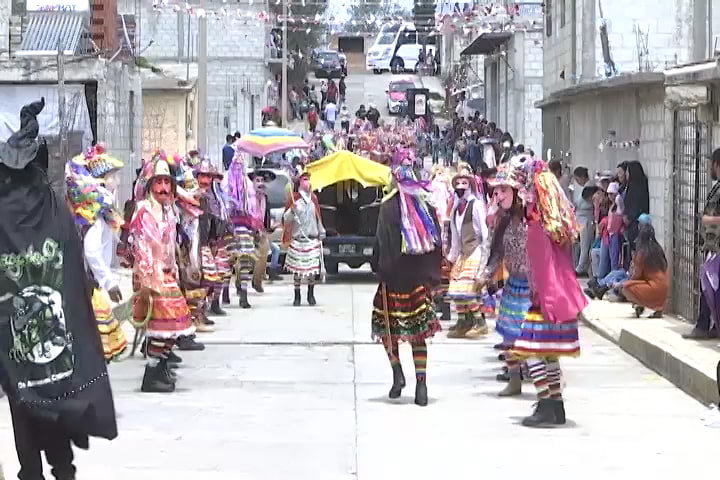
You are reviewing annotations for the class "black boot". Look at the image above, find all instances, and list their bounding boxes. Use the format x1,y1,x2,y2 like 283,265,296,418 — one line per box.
388,363,406,399
440,301,451,321
553,399,566,424
269,268,282,281
210,297,227,316
307,284,317,306
166,350,183,364
176,335,206,351
521,399,560,427
141,364,175,393
414,381,428,407
222,286,231,305
160,359,177,383
239,288,251,309
293,288,301,306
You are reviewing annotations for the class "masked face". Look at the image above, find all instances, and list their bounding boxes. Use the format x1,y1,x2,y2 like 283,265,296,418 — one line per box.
454,177,470,198
493,185,515,210
151,177,173,204
503,140,511,149
253,176,266,192
299,176,311,192
103,171,119,193
197,173,213,190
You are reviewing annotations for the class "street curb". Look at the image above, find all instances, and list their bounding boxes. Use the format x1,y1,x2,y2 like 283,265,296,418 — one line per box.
580,312,719,406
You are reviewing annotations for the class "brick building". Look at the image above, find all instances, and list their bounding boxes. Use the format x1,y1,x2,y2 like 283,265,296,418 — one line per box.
136,0,273,164
0,0,142,205
536,0,720,322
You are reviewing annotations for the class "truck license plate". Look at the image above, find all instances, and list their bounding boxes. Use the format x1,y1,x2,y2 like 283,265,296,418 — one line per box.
339,244,356,255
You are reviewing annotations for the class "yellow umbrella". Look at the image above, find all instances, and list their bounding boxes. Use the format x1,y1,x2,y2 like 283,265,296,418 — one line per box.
305,150,391,191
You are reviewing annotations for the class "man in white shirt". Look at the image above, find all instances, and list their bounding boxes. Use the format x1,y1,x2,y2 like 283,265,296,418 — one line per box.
65,145,128,361
324,101,337,131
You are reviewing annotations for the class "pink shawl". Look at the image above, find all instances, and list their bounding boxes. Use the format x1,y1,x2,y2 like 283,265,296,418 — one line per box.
526,219,588,324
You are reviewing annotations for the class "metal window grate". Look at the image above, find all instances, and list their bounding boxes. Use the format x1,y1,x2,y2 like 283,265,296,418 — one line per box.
671,108,713,322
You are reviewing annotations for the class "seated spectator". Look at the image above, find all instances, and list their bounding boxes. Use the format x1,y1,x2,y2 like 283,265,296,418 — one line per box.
622,221,669,318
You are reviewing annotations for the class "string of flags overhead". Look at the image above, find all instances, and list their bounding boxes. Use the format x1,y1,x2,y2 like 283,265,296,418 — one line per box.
598,138,641,152
150,0,544,37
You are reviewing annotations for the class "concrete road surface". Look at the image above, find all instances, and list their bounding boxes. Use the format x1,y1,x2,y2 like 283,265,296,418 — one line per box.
0,269,717,479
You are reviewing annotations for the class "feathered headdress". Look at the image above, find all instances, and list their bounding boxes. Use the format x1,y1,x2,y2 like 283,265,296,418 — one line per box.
386,165,440,255
65,145,124,232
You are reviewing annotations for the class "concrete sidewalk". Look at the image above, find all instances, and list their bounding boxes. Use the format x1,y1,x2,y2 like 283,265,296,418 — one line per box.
582,298,720,406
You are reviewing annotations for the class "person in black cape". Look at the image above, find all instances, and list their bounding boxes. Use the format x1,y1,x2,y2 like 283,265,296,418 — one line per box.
371,163,442,407
0,98,117,480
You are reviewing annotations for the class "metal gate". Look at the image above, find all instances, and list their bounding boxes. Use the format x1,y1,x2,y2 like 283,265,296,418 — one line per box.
671,108,712,322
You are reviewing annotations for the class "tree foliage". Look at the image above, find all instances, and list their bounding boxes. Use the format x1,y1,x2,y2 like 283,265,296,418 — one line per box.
342,1,409,34
270,0,329,55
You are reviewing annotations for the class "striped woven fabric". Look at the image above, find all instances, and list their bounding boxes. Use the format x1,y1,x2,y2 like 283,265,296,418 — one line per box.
285,238,322,277
512,308,581,358
447,247,485,313
201,246,222,289
495,276,531,343
92,288,127,361
371,284,441,343
133,272,195,339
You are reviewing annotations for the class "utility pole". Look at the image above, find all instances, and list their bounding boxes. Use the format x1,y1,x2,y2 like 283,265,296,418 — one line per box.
197,0,208,153
57,41,68,163
281,0,288,126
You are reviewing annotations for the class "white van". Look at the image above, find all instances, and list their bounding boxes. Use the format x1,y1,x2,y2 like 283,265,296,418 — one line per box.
366,23,436,74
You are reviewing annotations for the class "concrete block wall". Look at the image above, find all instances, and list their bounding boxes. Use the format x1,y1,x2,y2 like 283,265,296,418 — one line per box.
638,88,668,247
0,0,8,61
96,61,143,206
543,0,697,98
522,31,543,152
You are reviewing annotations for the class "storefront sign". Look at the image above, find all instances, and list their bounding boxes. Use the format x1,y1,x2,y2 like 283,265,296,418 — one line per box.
26,0,90,12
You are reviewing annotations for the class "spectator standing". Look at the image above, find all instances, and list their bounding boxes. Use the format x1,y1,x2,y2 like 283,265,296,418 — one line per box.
622,161,650,260
570,166,594,276
339,75,347,106
339,104,351,133
222,134,235,171
684,147,720,339
324,101,337,130
308,105,319,133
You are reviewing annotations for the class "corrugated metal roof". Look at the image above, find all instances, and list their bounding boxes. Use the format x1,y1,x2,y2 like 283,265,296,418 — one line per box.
18,13,87,55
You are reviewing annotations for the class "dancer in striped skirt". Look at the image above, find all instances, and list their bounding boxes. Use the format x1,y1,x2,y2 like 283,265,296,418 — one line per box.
224,151,260,309
65,144,128,362
446,166,490,339
283,173,325,306
372,163,442,407
481,159,587,426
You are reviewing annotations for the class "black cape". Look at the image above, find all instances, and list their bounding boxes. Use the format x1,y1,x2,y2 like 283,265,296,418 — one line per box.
373,193,442,291
0,166,118,446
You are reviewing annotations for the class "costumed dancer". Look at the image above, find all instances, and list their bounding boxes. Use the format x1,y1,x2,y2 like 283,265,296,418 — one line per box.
0,98,117,479
224,150,259,309
174,163,214,334
446,164,490,339
130,152,197,393
372,160,442,407
482,159,586,426
65,144,128,361
195,160,230,316
251,168,281,293
429,166,453,321
282,172,326,306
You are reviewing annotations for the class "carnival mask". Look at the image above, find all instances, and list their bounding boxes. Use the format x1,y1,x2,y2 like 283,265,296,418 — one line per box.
253,176,266,192
299,176,311,192
454,178,470,198
197,173,213,190
152,177,173,204
493,184,515,210
103,171,119,193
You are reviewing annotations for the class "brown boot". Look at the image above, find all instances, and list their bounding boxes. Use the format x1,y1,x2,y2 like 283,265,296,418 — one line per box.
498,373,522,397
447,315,471,338
465,312,489,338
194,314,214,333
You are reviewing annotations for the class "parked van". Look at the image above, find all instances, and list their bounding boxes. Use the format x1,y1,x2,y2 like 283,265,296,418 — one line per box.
366,22,435,74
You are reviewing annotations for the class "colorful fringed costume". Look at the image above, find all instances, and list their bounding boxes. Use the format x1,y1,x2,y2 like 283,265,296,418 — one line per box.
223,151,259,308
483,158,587,427
130,154,195,393
372,165,442,407
65,144,128,361
446,167,490,338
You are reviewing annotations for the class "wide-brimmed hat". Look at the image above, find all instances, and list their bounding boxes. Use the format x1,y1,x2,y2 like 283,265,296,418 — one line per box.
194,159,223,180
249,169,277,182
487,162,527,191
451,163,475,189
72,144,123,180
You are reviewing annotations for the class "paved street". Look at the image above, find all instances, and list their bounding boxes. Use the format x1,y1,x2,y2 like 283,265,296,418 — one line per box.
0,268,716,479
